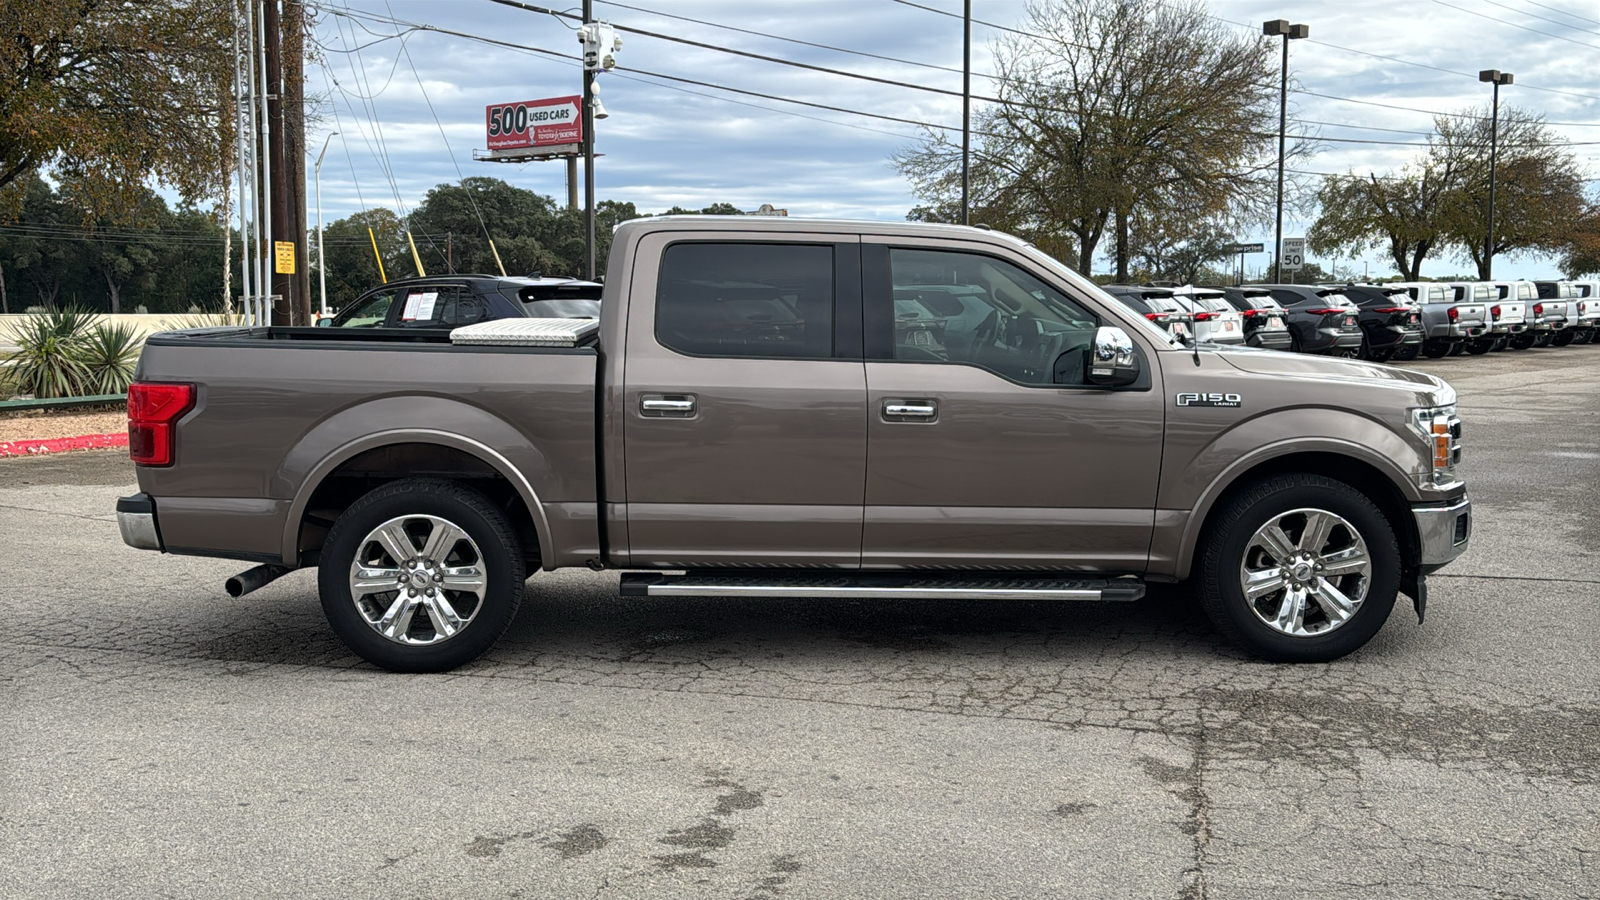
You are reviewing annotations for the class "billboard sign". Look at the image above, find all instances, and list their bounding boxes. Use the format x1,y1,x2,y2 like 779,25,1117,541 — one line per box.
485,96,582,151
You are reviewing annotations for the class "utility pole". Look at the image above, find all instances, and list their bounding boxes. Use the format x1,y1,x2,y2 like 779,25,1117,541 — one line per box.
264,0,291,325
582,0,596,279
1264,19,1308,284
284,0,310,324
1479,69,1513,280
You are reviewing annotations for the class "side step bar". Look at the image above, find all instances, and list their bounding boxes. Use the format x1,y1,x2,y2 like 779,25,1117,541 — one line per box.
620,571,1145,602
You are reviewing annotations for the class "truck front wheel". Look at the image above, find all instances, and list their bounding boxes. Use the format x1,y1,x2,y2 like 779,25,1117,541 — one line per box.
1197,474,1399,663
318,478,525,672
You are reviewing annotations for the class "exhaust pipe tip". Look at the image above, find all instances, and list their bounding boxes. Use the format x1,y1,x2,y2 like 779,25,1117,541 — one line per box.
226,564,293,598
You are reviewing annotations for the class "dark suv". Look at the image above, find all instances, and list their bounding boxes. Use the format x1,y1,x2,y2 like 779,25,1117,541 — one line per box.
1217,286,1293,351
324,275,602,330
1328,284,1425,362
1245,284,1364,356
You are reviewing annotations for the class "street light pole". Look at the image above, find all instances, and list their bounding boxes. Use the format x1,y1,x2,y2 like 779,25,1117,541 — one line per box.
314,131,338,317
1479,69,1513,280
961,0,970,226
1264,19,1308,283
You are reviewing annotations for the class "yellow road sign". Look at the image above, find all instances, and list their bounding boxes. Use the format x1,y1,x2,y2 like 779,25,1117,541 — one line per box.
274,241,296,275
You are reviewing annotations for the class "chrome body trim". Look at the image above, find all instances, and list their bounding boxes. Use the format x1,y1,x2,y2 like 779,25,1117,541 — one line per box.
1413,497,1471,567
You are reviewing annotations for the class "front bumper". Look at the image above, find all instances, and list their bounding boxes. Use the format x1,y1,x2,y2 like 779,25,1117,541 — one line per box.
1412,497,1470,568
117,494,164,552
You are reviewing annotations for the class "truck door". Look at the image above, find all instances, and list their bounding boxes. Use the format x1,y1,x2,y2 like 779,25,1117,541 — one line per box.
620,232,866,567
859,240,1164,570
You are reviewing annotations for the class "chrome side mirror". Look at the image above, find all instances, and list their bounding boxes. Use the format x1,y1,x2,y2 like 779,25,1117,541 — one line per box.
1086,325,1139,387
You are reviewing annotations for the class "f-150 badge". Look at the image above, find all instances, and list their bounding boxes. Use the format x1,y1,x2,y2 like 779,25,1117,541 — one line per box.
1176,392,1242,408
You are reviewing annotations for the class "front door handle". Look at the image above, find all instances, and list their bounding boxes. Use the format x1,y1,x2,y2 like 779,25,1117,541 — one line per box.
640,394,696,417
883,399,937,421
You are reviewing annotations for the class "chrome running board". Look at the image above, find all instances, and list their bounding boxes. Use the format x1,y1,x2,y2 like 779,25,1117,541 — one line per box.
619,571,1145,602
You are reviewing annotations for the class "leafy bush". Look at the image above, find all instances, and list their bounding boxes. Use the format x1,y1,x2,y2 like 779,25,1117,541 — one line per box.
1,307,145,398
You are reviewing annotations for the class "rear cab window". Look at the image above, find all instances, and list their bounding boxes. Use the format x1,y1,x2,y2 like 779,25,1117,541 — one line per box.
655,242,834,358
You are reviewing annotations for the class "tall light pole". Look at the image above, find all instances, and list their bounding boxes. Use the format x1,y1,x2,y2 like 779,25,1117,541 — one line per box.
1479,69,1513,280
961,0,970,226
1264,19,1308,283
314,131,338,318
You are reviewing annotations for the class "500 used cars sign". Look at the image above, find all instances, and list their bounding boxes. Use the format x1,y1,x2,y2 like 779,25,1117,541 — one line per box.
485,96,582,150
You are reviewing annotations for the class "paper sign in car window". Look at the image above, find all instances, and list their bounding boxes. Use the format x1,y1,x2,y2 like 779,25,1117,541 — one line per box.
400,291,439,321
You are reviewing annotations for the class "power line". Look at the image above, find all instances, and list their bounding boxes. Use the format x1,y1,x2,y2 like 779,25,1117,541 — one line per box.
1474,0,1600,36
1514,0,1600,26
1430,0,1600,49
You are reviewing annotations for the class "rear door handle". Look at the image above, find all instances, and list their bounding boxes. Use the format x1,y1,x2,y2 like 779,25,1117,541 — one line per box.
641,395,696,417
883,399,937,421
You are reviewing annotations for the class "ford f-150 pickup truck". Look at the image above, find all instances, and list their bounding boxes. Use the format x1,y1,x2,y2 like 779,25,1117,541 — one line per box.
118,217,1472,672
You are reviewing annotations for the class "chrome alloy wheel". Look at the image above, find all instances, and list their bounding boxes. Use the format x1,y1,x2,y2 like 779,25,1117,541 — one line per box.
348,514,488,646
1238,507,1372,638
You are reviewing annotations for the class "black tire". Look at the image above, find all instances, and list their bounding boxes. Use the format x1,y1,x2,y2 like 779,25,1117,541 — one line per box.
1508,333,1534,350
1196,473,1400,663
1532,332,1552,348
1490,336,1509,352
1390,344,1420,362
1552,330,1575,347
1573,329,1594,345
1445,341,1466,356
1465,338,1493,355
319,477,525,672
1421,339,1452,359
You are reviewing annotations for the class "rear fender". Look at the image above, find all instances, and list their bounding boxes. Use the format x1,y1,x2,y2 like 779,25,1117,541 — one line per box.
278,396,555,565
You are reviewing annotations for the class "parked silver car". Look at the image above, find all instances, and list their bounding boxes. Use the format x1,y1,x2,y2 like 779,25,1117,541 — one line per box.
1168,286,1247,346
1533,281,1584,347
1572,281,1600,343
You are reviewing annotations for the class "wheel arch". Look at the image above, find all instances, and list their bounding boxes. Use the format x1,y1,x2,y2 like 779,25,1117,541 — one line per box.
283,430,550,569
1175,446,1419,581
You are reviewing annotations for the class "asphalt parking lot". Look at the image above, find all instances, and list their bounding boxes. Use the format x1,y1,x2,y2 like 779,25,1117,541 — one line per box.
3,346,1597,899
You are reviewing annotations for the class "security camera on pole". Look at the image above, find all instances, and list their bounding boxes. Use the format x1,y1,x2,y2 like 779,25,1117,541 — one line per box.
578,8,621,279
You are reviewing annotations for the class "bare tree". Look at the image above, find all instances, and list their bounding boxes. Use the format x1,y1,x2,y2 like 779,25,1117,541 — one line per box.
895,0,1288,278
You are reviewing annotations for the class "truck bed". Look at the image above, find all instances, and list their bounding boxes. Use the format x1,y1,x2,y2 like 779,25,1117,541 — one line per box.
134,327,601,568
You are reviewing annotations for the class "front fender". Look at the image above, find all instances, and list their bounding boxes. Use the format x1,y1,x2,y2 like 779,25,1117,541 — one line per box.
277,396,560,565
1158,407,1424,580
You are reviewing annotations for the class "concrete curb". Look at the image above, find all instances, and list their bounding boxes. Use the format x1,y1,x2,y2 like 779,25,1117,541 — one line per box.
0,432,128,458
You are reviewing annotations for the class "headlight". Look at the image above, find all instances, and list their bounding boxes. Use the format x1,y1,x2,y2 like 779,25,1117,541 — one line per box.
1408,404,1461,482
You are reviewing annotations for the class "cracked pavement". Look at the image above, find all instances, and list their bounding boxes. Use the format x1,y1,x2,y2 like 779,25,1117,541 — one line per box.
2,348,1597,898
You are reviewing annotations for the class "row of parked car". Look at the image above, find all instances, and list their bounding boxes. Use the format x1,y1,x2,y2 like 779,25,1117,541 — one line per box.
1103,279,1600,362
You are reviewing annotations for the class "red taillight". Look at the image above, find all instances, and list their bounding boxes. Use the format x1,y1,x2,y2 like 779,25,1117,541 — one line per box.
128,382,195,467
1306,308,1345,316
1582,302,1589,313
1373,307,1412,314
1192,311,1218,322
1533,303,1544,316
1490,305,1501,318
1144,312,1166,321
1447,307,1459,321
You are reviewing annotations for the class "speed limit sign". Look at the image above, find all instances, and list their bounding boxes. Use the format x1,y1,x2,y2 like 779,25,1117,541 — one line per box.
1281,237,1306,272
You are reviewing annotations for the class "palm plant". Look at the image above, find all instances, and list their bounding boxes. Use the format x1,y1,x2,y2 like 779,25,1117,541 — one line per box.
3,307,97,398
74,320,144,395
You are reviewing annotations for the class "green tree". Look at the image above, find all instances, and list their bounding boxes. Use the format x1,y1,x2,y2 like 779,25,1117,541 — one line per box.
1558,202,1600,278
321,208,408,310
895,0,1285,278
1308,166,1456,280
0,1,233,220
1431,107,1586,279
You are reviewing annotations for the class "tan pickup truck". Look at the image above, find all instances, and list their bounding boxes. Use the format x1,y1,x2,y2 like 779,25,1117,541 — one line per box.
118,217,1471,671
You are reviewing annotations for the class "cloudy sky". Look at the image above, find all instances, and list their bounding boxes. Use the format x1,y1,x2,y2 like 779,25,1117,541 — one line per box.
306,0,1600,279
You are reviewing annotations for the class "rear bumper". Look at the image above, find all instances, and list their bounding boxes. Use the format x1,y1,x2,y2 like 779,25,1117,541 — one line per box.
117,494,164,552
1247,330,1293,350
1413,497,1471,568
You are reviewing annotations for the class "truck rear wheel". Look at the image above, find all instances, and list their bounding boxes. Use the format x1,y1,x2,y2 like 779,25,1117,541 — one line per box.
318,477,525,672
1197,474,1399,663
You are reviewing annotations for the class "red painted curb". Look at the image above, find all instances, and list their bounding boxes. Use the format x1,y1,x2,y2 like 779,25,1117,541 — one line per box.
0,432,129,458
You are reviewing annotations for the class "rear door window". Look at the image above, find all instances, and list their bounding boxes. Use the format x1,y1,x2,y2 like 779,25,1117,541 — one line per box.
655,243,834,359
392,285,475,329
329,290,394,328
